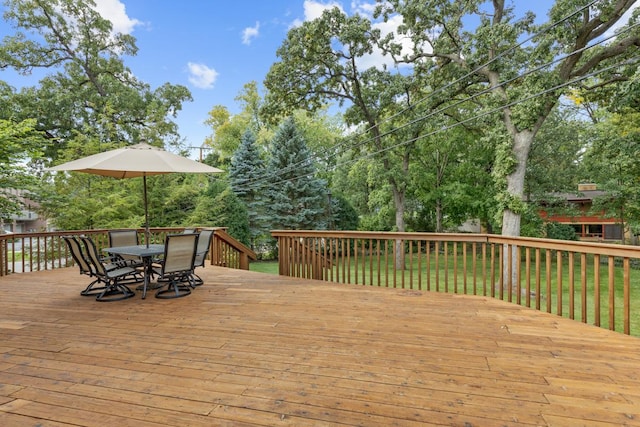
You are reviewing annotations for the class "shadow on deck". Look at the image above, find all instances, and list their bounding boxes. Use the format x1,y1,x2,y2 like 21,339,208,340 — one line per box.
0,266,639,426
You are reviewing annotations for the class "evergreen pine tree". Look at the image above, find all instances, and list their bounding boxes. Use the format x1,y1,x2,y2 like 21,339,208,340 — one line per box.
229,130,268,249
265,117,327,230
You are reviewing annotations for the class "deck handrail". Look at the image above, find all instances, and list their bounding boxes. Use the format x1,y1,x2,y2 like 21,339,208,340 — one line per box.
272,230,640,336
209,227,257,269
0,227,256,276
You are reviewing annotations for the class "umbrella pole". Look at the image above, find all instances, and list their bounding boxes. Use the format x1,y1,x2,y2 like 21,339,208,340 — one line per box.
143,174,150,247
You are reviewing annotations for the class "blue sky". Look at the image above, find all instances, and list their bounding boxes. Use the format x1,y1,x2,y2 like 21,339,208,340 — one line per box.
1,0,637,158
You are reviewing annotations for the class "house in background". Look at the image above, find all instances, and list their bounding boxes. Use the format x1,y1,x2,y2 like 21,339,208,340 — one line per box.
1,189,47,234
538,183,624,242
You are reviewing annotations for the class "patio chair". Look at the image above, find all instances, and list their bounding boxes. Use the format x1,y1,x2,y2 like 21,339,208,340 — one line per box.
80,236,140,302
153,233,198,299
190,229,214,287
108,229,144,268
183,228,197,234
63,235,108,297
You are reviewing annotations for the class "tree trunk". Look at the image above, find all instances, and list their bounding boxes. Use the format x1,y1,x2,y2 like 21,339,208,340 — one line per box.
501,130,533,237
435,198,443,233
501,130,534,288
393,186,406,270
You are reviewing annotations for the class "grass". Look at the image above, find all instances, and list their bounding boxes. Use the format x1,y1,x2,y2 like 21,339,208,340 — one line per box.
250,260,279,275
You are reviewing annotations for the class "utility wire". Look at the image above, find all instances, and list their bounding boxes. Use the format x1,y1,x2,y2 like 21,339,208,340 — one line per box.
233,2,634,191
241,53,639,192
238,0,602,184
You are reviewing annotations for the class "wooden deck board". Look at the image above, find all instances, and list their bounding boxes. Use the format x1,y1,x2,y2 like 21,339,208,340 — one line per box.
1,266,640,426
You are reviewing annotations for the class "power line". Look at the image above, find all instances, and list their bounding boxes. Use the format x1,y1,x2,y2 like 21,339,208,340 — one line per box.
239,0,603,184
232,2,636,192
238,53,639,192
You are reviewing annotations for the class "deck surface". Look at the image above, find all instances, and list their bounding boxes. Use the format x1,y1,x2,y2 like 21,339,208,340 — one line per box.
0,265,639,426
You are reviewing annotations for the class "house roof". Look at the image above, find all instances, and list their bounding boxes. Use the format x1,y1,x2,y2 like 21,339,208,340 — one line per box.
549,190,609,203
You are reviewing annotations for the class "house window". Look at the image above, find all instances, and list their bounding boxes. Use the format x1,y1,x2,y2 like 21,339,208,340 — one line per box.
604,224,623,240
585,224,602,237
570,224,583,236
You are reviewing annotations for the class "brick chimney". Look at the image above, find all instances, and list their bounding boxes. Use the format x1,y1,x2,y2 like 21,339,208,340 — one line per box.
578,183,597,191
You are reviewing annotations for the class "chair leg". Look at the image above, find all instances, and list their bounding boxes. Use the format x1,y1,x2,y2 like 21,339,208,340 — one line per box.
96,281,135,302
155,275,191,299
190,273,203,287
80,278,109,296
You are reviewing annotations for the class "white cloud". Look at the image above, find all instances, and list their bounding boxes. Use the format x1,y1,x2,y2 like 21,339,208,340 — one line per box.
287,0,419,71
242,22,260,45
358,13,418,71
187,62,219,89
93,0,142,34
291,0,344,27
604,2,639,39
350,0,376,17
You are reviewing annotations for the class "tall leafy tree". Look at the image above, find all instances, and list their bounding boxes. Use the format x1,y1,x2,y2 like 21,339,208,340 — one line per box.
1,0,193,230
411,119,496,233
264,117,328,231
580,110,640,241
0,117,45,223
229,129,268,249
1,0,191,153
263,8,412,235
377,0,640,238
204,81,271,164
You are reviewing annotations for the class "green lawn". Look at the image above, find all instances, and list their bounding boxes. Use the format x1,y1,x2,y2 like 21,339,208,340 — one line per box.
250,261,279,275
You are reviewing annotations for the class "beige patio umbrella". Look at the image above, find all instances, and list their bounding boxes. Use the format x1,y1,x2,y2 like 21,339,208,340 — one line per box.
48,142,223,246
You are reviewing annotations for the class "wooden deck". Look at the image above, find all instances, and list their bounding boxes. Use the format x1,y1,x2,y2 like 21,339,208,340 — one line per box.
1,266,639,426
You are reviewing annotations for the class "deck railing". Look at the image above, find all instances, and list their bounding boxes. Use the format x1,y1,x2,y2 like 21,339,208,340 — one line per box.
272,230,640,336
0,227,256,276
210,228,257,269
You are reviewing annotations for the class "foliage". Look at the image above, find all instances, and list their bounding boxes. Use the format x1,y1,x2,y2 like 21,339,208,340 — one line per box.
263,6,418,237
229,129,269,248
525,106,587,199
264,117,328,231
545,222,578,241
189,187,250,246
0,0,197,230
376,0,640,237
328,192,359,231
204,81,271,163
0,117,45,219
580,110,640,240
1,0,191,154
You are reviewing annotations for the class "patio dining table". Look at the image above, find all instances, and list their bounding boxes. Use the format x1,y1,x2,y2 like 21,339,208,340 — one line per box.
103,244,164,299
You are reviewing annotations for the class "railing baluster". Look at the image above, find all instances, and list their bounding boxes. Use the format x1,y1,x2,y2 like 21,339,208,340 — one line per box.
463,242,468,294
384,239,389,288
444,242,449,293
624,257,630,335
556,250,563,316
426,239,431,291
546,249,552,313
608,256,615,331
516,246,521,305
535,249,541,310
453,242,458,294
569,252,575,320
498,244,503,300
435,241,440,292
525,247,531,307
594,254,601,327
409,240,414,290
481,242,486,296
417,240,422,290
